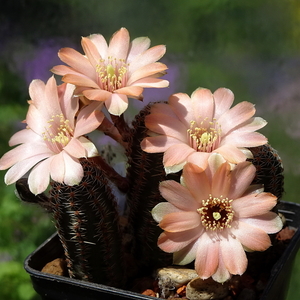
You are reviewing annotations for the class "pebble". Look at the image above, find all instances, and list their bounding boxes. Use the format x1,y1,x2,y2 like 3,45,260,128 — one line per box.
156,267,199,298
186,277,229,300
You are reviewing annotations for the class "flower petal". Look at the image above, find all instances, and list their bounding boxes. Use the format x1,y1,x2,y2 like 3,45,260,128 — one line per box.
57,47,95,77
159,211,201,232
219,232,247,276
213,88,234,119
108,27,130,60
232,192,278,218
62,74,99,89
239,212,283,234
159,180,199,211
105,93,128,116
141,135,183,153
191,88,214,126
62,152,84,186
28,158,52,195
230,220,272,251
182,163,211,203
218,101,256,135
152,202,181,223
163,144,195,169
158,227,203,253
228,161,256,199
194,232,219,279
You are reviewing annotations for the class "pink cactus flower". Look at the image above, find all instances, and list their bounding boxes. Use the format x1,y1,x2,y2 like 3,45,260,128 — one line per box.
51,27,169,116
152,154,282,283
141,87,268,174
0,76,104,195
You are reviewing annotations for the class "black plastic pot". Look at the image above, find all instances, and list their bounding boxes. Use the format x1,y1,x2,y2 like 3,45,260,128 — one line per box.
24,201,300,300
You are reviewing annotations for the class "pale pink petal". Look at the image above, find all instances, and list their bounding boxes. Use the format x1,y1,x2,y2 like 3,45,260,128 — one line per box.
219,233,247,276
185,151,211,170
83,88,112,101
0,142,52,170
74,102,104,137
51,65,85,77
213,144,247,164
145,113,187,139
4,153,52,185
173,240,199,265
232,117,267,133
182,163,211,202
218,101,256,135
168,93,194,127
149,102,178,119
57,47,95,76
59,83,78,127
127,62,168,85
221,131,268,147
43,77,61,116
78,136,99,157
158,227,203,253
26,104,49,135
159,180,199,211
129,44,166,72
81,36,102,67
88,34,108,59
141,136,183,153
62,152,84,186
49,152,65,183
115,86,143,98
212,254,231,283
230,221,272,251
232,193,277,218
63,138,86,158
163,144,195,168
127,36,151,62
213,88,235,119
211,161,231,197
194,232,219,279
105,93,128,116
108,27,130,60
228,161,256,199
28,158,52,195
239,212,282,233
191,88,214,126
9,129,40,146
28,79,47,111
205,153,227,182
130,78,169,88
62,74,99,89
152,202,182,223
159,211,201,232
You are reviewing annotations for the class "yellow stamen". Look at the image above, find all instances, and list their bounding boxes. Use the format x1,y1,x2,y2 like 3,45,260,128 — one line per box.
197,195,234,231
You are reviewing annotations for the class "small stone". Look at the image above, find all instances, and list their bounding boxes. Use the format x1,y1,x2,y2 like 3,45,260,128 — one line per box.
186,277,229,300
141,289,157,297
41,258,66,276
157,267,198,298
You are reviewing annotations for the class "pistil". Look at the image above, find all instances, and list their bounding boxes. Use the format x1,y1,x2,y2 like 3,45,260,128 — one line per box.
187,118,221,152
42,113,73,152
96,56,128,92
197,195,234,231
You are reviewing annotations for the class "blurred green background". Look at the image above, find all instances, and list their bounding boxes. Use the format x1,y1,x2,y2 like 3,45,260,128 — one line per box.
1,0,300,299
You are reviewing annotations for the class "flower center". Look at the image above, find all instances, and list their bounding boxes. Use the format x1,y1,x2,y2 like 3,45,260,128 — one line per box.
42,113,74,152
96,56,128,92
197,195,234,231
187,118,221,152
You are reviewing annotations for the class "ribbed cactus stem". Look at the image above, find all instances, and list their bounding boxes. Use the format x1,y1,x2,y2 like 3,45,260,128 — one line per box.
49,157,125,287
248,143,284,200
125,104,172,274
